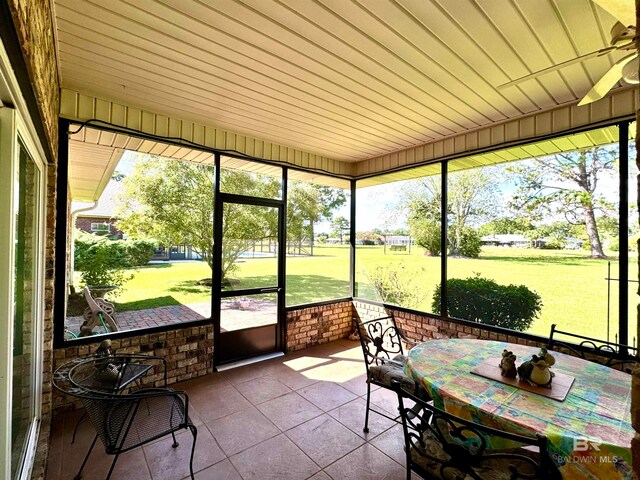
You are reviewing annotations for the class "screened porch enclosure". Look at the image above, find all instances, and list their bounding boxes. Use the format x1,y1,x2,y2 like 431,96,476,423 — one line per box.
5,0,640,479
58,119,637,362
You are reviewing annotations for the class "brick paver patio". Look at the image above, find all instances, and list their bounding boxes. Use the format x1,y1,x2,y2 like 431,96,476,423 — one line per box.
65,298,277,339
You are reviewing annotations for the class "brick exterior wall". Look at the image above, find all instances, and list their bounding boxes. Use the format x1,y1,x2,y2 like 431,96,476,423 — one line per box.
7,2,60,479
7,0,59,154
75,216,124,239
285,301,354,351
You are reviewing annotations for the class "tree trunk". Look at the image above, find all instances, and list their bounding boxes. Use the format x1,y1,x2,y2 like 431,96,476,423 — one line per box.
584,205,606,258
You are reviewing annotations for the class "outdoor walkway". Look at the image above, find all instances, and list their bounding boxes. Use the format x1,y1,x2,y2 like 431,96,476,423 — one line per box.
65,298,277,339
46,339,410,480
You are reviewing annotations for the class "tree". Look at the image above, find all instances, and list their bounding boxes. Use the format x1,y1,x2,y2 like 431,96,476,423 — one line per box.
508,147,617,258
478,217,534,236
409,218,440,256
115,156,279,281
330,216,350,243
406,169,501,256
356,231,383,245
287,181,346,247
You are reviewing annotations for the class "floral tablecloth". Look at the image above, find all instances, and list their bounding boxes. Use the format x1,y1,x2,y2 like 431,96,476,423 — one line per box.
405,339,633,480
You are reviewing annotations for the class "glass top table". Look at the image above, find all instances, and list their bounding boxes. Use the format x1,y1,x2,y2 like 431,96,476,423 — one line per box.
53,354,158,397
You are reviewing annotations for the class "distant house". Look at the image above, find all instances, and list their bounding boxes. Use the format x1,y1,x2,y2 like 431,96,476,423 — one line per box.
482,234,585,250
152,245,202,261
480,234,529,248
74,181,124,239
534,236,585,250
383,234,413,252
74,180,201,261
563,237,585,250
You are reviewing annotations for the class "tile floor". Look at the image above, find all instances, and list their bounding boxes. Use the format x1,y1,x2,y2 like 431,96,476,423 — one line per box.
46,339,418,480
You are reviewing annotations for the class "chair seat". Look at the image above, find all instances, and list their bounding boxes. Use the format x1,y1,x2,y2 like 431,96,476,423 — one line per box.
412,428,545,480
368,354,415,391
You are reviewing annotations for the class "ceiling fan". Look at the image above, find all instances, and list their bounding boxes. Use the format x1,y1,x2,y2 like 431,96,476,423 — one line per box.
497,0,638,106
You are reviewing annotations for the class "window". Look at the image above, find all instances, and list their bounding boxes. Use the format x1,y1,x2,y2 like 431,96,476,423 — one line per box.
0,106,46,479
286,172,351,306
64,147,215,341
10,142,42,479
90,222,109,233
355,123,634,348
355,164,442,313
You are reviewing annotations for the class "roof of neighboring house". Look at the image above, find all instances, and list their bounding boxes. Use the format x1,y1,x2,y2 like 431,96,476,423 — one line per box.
74,180,123,218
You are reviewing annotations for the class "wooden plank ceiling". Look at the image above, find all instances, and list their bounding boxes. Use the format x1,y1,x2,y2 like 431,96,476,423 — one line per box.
69,125,350,201
53,0,634,166
357,123,633,187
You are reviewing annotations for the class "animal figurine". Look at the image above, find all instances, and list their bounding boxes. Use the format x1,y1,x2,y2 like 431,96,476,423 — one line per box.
499,349,517,378
537,347,556,367
517,354,554,388
95,339,113,357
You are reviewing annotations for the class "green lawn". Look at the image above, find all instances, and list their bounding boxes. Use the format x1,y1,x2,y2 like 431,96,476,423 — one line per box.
98,245,637,344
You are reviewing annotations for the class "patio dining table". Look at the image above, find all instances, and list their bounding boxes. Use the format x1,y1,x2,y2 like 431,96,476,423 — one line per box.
405,338,633,480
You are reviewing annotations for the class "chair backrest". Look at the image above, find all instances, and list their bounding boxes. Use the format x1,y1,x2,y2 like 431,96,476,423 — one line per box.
393,381,561,480
352,315,405,369
547,323,637,373
80,388,189,454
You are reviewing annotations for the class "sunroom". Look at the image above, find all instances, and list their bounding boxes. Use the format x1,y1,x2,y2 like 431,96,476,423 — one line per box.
1,0,638,479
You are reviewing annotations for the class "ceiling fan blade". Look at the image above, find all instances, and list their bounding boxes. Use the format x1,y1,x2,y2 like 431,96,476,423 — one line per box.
592,0,635,27
497,47,616,89
577,53,637,105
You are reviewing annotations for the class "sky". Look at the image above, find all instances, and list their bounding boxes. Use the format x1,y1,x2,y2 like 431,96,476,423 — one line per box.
97,148,635,235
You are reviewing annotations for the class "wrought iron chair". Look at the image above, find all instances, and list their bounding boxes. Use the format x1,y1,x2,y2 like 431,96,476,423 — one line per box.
547,323,637,373
69,344,157,444
54,355,197,480
392,379,562,480
352,314,429,433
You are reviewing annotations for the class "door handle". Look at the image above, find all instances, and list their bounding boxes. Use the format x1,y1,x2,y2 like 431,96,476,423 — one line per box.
259,287,280,293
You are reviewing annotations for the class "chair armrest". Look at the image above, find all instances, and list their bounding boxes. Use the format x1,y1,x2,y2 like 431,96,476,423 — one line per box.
396,328,419,347
131,388,191,418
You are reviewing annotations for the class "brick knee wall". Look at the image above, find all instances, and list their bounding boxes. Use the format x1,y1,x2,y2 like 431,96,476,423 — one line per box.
286,301,354,351
51,325,213,415
353,300,546,348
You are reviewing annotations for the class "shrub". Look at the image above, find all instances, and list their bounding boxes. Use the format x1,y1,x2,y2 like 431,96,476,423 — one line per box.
125,239,156,266
75,236,128,271
76,241,132,292
541,239,563,250
74,230,133,293
367,263,427,309
410,218,441,256
458,227,481,258
432,275,542,331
